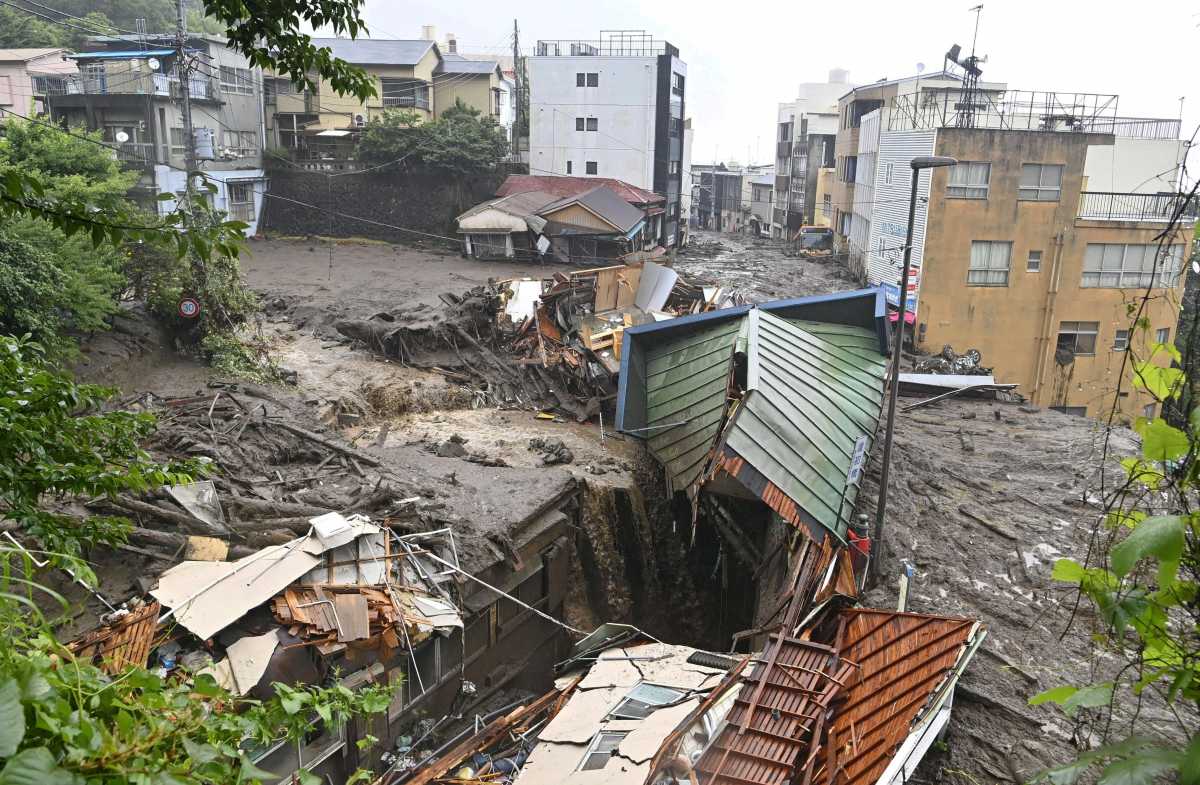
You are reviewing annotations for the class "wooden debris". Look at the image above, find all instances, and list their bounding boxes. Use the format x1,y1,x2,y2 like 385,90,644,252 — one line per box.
66,601,161,674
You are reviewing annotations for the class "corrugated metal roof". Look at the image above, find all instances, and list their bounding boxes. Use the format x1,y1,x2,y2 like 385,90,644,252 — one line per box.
310,37,436,66
723,311,886,541
642,318,740,492
538,186,646,233
498,174,664,205
436,58,499,75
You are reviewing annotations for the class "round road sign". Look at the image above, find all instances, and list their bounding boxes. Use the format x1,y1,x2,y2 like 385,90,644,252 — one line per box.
178,298,201,319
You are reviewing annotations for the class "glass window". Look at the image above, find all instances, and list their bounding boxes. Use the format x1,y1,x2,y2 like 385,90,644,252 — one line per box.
1027,250,1042,272
219,66,253,95
671,72,684,96
226,181,255,222
566,160,572,174
586,161,597,175
609,683,687,720
579,731,627,771
822,194,832,217
1018,163,1063,201
586,117,598,131
1050,405,1088,417
1056,321,1099,355
885,161,894,185
1156,327,1171,344
575,117,584,131
1082,244,1182,289
946,161,991,199
967,241,1012,286
586,72,598,87
576,72,585,87
1143,403,1157,419
1113,329,1130,351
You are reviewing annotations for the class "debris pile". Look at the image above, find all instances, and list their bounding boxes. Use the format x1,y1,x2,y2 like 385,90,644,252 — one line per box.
913,344,993,376
334,261,745,422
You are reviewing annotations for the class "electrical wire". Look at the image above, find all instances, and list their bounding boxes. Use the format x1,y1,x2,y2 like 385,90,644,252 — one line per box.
13,0,143,36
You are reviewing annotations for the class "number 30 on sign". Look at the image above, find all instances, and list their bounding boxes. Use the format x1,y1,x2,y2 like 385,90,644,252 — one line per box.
178,298,201,319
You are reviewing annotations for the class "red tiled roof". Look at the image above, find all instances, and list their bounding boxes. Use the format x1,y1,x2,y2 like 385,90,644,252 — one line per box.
497,175,665,205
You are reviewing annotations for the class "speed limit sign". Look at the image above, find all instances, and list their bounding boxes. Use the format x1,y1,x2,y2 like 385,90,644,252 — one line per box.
178,298,201,319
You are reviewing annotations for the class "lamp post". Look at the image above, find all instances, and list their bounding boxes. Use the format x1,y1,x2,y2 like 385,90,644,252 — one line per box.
870,155,957,582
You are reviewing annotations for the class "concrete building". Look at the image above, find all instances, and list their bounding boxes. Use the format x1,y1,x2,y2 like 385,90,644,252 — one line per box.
0,48,76,117
843,84,1192,417
46,35,267,234
772,70,849,238
680,117,693,244
748,171,775,235
528,30,687,247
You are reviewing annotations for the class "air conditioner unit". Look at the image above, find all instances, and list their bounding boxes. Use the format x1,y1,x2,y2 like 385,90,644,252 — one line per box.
354,114,366,127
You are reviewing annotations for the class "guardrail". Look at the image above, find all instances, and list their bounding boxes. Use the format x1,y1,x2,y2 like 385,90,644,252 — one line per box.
1078,191,1199,222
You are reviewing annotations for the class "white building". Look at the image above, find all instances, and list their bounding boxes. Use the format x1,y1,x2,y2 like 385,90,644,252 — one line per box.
680,117,693,244
528,31,687,246
772,70,850,237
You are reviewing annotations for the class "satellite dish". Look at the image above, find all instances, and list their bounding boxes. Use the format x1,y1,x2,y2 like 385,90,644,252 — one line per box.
1192,259,1199,275
147,57,160,72
115,130,130,143
916,62,926,74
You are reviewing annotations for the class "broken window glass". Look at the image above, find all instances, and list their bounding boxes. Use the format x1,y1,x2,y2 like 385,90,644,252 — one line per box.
579,731,627,771
609,682,687,720
1056,321,1099,356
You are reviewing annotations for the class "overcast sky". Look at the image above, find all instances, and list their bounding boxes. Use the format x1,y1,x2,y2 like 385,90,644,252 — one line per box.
360,0,1198,174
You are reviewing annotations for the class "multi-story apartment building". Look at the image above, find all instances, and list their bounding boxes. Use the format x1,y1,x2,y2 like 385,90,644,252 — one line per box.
845,85,1192,418
264,36,509,161
772,70,849,238
528,30,687,247
833,71,1006,262
0,48,77,117
46,35,267,234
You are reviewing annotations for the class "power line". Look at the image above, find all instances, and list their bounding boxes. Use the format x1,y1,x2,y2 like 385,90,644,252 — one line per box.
14,0,142,35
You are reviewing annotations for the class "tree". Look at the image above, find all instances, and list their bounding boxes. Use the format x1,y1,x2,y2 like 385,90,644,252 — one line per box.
357,99,511,177
1032,218,1200,784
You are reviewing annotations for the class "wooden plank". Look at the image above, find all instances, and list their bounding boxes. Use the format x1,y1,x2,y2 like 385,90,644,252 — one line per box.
616,266,641,308
594,267,620,311
334,593,370,641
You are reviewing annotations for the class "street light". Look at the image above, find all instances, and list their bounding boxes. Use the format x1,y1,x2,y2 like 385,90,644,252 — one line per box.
870,155,957,582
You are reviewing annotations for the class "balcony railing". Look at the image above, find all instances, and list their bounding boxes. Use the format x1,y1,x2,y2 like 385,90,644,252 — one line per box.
534,35,671,57
1078,191,1199,222
776,140,792,159
112,141,155,166
51,72,217,100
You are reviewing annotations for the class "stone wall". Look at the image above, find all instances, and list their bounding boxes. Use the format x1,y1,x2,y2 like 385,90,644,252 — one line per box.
260,167,506,245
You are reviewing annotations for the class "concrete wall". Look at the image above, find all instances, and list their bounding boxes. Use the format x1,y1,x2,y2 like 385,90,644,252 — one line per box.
529,55,657,186
1084,137,1183,193
154,166,267,236
917,127,1186,416
261,166,504,242
433,72,499,120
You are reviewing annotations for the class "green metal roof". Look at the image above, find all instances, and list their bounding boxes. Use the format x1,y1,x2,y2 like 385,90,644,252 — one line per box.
723,311,887,540
643,318,740,492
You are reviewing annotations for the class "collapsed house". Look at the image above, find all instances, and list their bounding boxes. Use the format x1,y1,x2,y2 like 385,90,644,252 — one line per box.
456,175,669,264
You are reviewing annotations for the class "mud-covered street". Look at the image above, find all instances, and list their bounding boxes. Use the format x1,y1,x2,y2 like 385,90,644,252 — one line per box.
676,229,859,301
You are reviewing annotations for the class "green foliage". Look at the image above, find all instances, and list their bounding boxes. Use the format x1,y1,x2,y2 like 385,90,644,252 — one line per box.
0,232,68,352
0,566,395,785
200,331,280,383
357,99,511,177
1036,281,1200,785
0,336,196,562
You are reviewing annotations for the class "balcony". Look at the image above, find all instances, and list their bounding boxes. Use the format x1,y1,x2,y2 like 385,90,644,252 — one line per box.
534,35,672,57
112,141,155,167
1078,191,1199,223
51,72,218,101
777,140,792,159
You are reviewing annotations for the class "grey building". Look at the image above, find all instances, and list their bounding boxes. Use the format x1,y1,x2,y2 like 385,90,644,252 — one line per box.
47,35,266,235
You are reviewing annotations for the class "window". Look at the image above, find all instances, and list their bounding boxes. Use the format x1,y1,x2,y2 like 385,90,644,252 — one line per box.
822,194,832,217
1113,329,1130,351
885,161,894,185
1027,250,1043,272
839,211,852,236
585,161,597,175
575,117,584,131
1143,403,1157,419
226,181,255,222
566,160,572,174
1082,244,1182,289
380,78,430,109
841,156,857,183
221,130,257,156
586,72,598,87
218,65,253,95
946,161,991,199
671,72,684,96
668,160,679,175
1050,406,1088,417
169,127,187,156
1018,163,1063,201
576,72,585,87
609,683,687,720
1156,327,1171,344
967,241,1012,286
586,117,598,131
468,233,510,259
579,731,627,771
669,117,682,137
1057,321,1099,356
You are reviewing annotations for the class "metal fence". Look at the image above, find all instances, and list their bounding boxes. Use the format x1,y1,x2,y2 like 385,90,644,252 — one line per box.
1078,191,1199,222
885,89,1182,139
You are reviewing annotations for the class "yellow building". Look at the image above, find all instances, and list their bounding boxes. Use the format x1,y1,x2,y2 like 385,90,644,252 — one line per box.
265,39,508,163
841,88,1193,419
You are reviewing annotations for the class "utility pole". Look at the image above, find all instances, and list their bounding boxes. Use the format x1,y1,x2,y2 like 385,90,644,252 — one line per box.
511,19,521,159
175,0,195,184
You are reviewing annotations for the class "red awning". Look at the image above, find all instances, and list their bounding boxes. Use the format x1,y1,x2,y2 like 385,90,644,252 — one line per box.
888,310,916,324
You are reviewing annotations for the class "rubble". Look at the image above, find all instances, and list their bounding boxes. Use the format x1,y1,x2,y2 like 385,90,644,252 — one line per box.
912,344,993,376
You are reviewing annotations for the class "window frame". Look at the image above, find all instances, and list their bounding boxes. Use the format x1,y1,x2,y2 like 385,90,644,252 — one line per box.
967,240,1013,287
586,72,598,87
586,117,598,132
1156,327,1171,344
608,683,687,720
1018,163,1064,202
218,65,254,95
576,72,585,87
575,117,584,131
1050,405,1088,417
566,160,572,174
1026,250,1043,272
946,161,991,199
884,161,894,185
1113,329,1130,352
1081,243,1182,289
579,731,627,771
585,161,598,175
1056,321,1099,356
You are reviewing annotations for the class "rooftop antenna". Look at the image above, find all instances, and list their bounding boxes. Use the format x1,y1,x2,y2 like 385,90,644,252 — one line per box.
944,4,985,128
